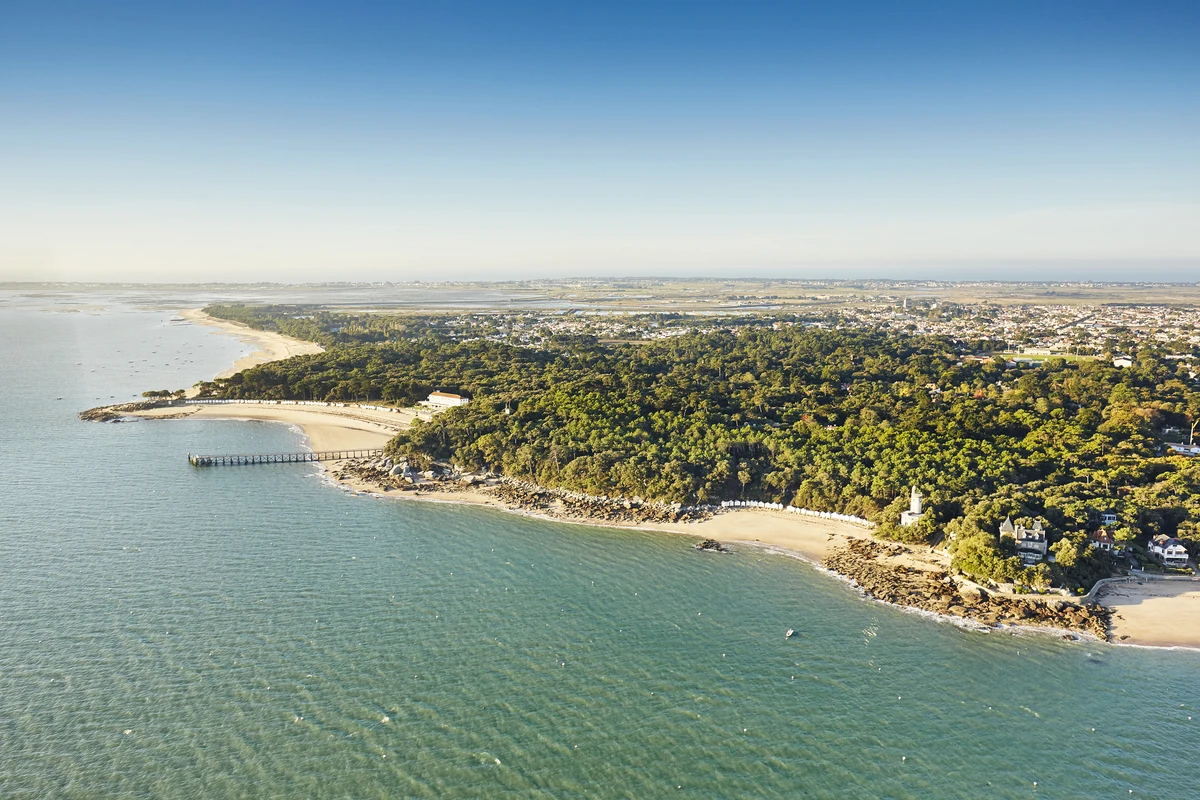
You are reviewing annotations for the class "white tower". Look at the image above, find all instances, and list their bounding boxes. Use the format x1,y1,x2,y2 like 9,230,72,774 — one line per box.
900,486,925,527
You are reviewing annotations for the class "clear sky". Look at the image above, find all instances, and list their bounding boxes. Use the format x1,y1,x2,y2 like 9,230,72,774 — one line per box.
2,0,1198,282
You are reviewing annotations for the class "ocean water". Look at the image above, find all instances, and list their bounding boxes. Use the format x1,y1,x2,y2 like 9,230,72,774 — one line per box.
1,305,1199,799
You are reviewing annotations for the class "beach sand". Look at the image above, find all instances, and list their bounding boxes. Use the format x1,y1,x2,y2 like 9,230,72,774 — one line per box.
178,308,324,382
1098,578,1200,649
638,509,861,563
135,403,421,451
337,472,867,566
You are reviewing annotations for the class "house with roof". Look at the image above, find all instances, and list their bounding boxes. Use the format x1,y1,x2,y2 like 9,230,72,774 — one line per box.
1100,510,1118,526
1000,517,1049,566
1088,529,1115,551
425,391,470,408
1148,535,1190,568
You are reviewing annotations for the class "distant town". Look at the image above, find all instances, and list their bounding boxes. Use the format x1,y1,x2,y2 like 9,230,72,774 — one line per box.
407,299,1200,363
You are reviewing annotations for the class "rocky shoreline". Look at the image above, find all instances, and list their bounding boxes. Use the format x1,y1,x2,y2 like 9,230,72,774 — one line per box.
78,400,167,422
487,478,711,525
824,539,1111,640
335,457,712,525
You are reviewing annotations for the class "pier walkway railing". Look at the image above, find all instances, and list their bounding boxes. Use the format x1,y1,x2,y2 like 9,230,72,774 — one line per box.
189,449,384,467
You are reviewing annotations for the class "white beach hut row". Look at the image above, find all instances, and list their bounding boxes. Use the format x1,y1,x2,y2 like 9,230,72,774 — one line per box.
187,398,407,413
719,500,875,528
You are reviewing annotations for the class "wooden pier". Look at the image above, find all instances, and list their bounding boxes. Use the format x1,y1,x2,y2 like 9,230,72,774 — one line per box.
188,449,384,467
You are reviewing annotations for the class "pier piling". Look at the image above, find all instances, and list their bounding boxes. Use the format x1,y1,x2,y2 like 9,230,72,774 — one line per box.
187,449,384,467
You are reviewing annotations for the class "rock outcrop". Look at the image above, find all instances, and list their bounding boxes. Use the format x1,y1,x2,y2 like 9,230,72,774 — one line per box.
824,539,1110,640
329,459,712,526
79,401,167,422
488,478,710,525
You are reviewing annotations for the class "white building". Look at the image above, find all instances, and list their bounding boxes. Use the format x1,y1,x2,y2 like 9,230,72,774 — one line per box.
899,486,924,527
1000,517,1049,565
425,391,470,408
1149,535,1189,568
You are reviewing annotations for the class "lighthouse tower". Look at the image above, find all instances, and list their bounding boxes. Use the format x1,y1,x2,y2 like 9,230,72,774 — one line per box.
900,486,925,527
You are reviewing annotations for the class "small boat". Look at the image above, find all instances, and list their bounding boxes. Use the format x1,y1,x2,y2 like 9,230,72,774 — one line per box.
785,629,795,639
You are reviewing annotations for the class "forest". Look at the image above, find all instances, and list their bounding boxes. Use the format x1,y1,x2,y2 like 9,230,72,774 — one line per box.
201,304,1200,591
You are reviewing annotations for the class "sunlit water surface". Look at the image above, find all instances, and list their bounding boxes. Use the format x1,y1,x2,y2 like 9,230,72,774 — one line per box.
1,305,1198,798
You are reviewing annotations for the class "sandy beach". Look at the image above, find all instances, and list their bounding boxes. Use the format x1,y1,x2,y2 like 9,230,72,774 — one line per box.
336,472,875,566
1098,578,1200,649
178,308,324,381
639,508,860,563
135,402,425,451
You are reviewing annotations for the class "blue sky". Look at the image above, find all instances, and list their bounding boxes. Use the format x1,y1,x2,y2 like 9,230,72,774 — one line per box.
2,0,1197,281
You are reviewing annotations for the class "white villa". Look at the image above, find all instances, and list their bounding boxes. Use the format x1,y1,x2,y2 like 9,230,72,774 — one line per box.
899,486,924,527
1149,535,1190,568
1088,529,1115,551
425,391,470,408
1000,517,1049,565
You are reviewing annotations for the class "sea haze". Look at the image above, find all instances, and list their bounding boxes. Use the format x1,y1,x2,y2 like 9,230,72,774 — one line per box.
1,304,1198,798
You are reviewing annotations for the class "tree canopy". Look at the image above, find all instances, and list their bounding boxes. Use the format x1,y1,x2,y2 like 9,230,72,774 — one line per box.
202,305,1200,589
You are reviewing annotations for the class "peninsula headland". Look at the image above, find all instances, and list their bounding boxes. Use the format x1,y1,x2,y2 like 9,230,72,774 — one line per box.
81,282,1200,649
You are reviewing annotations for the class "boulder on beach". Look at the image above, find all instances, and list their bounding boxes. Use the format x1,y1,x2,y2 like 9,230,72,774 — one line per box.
959,586,986,606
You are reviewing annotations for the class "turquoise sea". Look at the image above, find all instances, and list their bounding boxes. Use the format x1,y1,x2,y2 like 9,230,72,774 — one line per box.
1,302,1199,799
